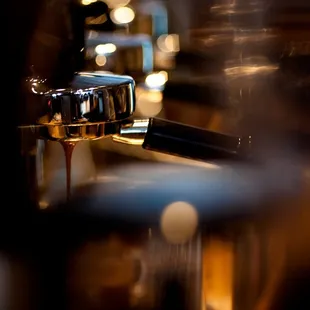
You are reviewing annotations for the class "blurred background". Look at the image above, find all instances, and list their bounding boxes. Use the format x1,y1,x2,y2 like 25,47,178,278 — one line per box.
7,0,310,310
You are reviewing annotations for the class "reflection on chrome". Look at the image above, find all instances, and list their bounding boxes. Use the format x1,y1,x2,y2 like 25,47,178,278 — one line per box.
113,119,149,145
112,136,144,145
20,72,135,141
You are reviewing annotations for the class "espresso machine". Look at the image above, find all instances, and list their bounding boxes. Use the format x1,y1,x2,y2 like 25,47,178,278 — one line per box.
7,0,310,310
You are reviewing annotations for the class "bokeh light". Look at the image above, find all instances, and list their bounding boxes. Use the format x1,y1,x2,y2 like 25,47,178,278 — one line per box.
145,71,168,89
136,90,163,117
95,43,117,55
160,201,198,244
95,55,107,66
110,6,135,24
81,0,96,5
157,34,180,53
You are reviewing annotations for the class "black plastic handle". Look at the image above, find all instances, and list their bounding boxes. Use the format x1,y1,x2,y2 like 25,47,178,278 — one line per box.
142,118,251,162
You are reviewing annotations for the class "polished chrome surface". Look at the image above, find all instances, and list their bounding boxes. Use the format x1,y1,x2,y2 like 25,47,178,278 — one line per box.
36,72,135,124
18,122,120,142
27,72,135,125
113,119,149,145
20,71,135,141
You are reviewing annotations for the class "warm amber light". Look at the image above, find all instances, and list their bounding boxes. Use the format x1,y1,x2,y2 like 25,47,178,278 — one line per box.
110,6,135,24
39,200,49,209
224,65,278,77
81,0,96,5
157,34,180,53
136,90,163,117
145,71,168,89
95,43,117,55
202,239,233,310
95,55,107,66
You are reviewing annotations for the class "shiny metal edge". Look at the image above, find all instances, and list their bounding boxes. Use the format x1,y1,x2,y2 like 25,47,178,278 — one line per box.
112,119,149,145
26,71,136,128
18,121,122,142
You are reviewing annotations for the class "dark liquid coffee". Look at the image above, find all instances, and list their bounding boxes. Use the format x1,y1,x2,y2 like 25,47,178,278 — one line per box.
60,141,78,202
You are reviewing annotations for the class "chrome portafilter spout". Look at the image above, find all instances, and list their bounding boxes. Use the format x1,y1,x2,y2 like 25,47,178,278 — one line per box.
19,71,251,163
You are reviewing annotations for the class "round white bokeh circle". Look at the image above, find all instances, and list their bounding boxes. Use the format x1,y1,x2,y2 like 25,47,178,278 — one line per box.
160,201,199,244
